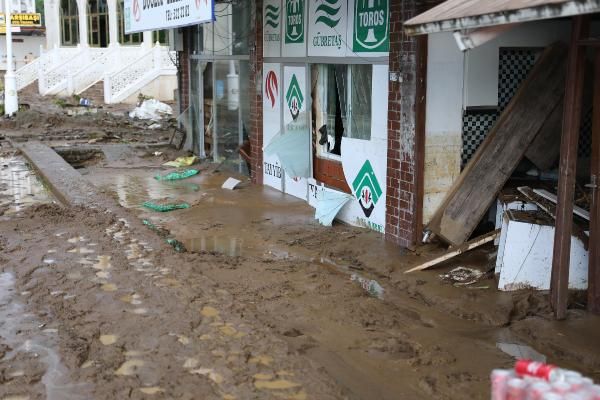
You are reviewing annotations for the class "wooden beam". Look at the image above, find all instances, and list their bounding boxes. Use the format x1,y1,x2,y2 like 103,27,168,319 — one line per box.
551,16,589,320
588,49,600,315
404,230,499,273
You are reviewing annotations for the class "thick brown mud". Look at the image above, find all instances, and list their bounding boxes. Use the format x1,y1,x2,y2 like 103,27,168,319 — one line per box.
1,145,600,399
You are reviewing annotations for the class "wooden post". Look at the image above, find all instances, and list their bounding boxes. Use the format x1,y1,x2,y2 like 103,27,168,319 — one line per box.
414,35,428,244
550,16,589,320
588,49,600,315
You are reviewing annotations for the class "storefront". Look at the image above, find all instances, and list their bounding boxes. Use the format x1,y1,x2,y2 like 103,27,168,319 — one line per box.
260,0,390,232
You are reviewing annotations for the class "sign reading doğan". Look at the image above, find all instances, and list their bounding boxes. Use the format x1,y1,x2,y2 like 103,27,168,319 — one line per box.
124,0,214,34
353,0,389,52
285,0,305,44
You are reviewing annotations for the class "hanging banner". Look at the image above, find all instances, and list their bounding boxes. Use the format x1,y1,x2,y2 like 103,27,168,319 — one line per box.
282,0,307,57
308,0,348,57
347,0,389,56
124,0,214,34
263,0,282,57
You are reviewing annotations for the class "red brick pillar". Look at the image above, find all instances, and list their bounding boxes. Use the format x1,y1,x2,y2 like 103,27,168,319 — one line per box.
385,1,434,248
249,0,264,184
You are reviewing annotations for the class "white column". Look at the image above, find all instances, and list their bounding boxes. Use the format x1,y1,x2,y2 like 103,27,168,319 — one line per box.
143,30,153,48
44,0,61,49
107,0,119,47
4,0,18,115
77,0,89,47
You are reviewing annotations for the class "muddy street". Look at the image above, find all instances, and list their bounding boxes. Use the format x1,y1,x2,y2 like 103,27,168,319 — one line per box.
0,130,597,400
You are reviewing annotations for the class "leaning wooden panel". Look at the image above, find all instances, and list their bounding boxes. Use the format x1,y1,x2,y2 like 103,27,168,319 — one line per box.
425,43,568,246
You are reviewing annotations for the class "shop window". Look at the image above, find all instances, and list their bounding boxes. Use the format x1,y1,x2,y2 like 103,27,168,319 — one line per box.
312,64,372,160
60,0,79,46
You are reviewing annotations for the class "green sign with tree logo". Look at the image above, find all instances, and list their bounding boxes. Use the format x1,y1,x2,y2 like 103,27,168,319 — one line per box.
286,74,304,120
353,0,389,53
285,0,305,44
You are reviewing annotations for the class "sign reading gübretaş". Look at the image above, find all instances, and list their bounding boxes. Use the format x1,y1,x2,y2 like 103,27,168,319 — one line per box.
353,0,389,52
285,0,305,44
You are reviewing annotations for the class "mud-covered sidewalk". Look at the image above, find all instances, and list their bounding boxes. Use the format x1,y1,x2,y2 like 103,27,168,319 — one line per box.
0,107,600,399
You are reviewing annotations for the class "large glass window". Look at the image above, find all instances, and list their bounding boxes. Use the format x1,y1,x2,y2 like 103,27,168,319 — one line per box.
60,0,79,46
313,64,372,160
88,0,109,47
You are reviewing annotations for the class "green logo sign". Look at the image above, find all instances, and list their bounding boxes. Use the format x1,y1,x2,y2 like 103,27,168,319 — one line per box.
352,160,382,217
315,0,341,28
285,74,304,120
265,4,280,29
353,0,389,52
285,0,305,44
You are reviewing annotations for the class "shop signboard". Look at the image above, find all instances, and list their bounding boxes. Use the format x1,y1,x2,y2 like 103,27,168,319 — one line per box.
0,13,42,27
347,0,389,55
263,63,284,190
124,0,214,34
263,0,282,57
307,0,348,57
282,0,306,57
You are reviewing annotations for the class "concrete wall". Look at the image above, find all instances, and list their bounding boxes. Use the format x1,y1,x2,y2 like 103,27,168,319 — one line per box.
0,35,44,71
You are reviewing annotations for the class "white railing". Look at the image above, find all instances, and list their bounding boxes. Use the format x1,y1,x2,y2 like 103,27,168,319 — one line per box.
38,48,90,95
15,46,79,90
104,44,176,104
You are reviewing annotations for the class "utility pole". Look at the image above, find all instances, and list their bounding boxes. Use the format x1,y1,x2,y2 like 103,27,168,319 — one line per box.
4,0,18,115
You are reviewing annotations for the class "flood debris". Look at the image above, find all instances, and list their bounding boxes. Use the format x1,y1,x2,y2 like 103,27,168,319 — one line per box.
163,156,197,168
142,201,190,212
129,99,173,121
221,177,241,190
439,267,484,286
350,273,384,299
154,169,198,181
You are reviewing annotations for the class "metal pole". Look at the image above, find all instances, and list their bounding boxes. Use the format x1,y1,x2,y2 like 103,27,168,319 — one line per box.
4,0,18,115
550,16,588,319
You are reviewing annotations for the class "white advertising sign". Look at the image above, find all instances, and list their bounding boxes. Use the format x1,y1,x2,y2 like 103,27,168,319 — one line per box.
308,0,348,57
263,63,284,191
282,0,307,57
124,0,214,34
263,0,282,57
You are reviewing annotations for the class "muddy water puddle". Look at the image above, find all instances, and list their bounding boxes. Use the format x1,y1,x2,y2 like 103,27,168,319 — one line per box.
0,273,91,399
0,156,52,213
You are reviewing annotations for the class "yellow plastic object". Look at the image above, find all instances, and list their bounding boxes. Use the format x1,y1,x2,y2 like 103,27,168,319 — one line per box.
163,156,197,168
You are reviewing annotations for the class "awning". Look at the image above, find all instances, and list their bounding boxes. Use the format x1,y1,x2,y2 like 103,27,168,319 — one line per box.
404,0,600,35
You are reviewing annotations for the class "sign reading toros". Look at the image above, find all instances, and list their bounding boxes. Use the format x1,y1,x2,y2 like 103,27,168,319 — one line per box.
353,0,389,52
285,0,305,44
124,0,213,34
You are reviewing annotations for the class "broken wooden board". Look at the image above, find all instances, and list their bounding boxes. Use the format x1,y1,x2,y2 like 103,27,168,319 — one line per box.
533,188,590,221
405,230,499,273
517,186,589,248
525,101,563,171
425,43,568,246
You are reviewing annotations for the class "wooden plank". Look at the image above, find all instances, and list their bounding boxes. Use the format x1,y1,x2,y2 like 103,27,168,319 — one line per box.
588,49,600,315
517,186,589,248
533,188,590,220
404,230,499,273
525,101,563,170
414,35,428,245
551,16,588,320
425,43,568,246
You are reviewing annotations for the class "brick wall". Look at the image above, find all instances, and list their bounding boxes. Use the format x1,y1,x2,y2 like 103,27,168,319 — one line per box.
249,0,264,184
385,0,439,248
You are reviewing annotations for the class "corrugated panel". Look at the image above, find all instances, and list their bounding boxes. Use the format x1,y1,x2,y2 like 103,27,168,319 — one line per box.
405,0,600,34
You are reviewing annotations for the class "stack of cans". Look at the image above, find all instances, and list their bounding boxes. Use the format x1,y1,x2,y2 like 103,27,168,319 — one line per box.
491,361,599,399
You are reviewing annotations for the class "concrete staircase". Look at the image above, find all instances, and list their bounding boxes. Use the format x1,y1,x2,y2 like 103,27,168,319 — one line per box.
79,82,104,106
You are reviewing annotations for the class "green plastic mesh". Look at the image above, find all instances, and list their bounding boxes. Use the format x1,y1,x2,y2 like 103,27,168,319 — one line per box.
154,169,199,181
142,201,190,212
142,219,187,252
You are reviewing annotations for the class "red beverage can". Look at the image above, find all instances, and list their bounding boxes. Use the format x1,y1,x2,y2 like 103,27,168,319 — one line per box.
507,378,528,400
492,369,513,400
515,360,563,382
